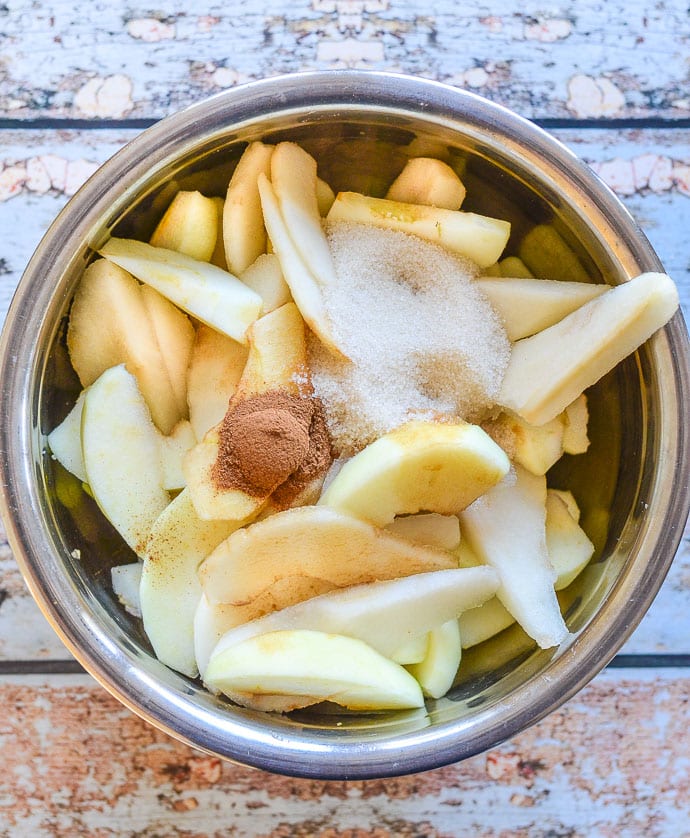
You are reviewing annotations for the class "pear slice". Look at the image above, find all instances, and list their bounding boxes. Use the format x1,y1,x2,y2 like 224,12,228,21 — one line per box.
100,237,263,345
207,566,498,664
258,173,345,357
149,190,218,262
326,191,510,268
240,253,292,314
319,420,510,527
475,276,608,341
68,259,181,433
386,513,461,551
546,490,594,590
386,157,466,210
223,141,274,275
499,272,679,425
459,465,569,649
48,390,87,482
186,325,248,441
482,411,565,476
406,619,462,699
205,629,425,712
199,505,457,606
159,419,196,491
562,393,590,455
81,365,169,554
139,489,240,678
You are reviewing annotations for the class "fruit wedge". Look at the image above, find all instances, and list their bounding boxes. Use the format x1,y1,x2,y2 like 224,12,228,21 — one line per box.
48,390,87,482
111,562,142,617
81,365,169,554
458,597,516,648
198,505,457,606
482,411,565,476
209,196,227,269
499,256,532,278
240,253,292,314
562,394,590,455
518,224,591,284
100,237,263,345
546,490,594,590
159,419,196,491
459,465,569,649
204,629,425,711
386,513,461,551
139,489,240,678
386,157,466,210
499,272,679,425
149,190,218,262
319,420,510,527
475,276,607,341
406,619,462,699
326,191,510,268
207,566,498,662
223,141,274,275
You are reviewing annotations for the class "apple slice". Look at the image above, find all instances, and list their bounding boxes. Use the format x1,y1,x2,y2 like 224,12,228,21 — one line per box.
386,157,466,210
240,253,292,314
459,465,569,649
258,173,345,357
81,365,169,554
319,420,510,527
499,272,679,425
111,562,142,617
149,190,218,262
482,411,565,476
459,597,516,648
550,488,580,522
68,258,181,433
48,390,87,482
159,419,196,490
100,237,263,345
223,141,274,275
316,177,336,216
326,191,510,268
139,489,240,678
546,490,594,590
499,256,533,278
209,197,227,269
562,393,590,455
518,224,591,284
186,325,248,441
199,505,457,606
406,619,462,699
386,513,461,551
204,629,425,712
475,276,607,341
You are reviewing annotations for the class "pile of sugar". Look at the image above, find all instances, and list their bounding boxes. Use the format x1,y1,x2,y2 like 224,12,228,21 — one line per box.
309,221,511,455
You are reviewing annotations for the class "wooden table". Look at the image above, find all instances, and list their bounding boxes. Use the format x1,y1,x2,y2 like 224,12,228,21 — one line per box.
1,2,689,834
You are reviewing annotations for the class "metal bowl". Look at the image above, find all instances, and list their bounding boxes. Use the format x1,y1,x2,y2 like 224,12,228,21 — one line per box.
1,71,688,779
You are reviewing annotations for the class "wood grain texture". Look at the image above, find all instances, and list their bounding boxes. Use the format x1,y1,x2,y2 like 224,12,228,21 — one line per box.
0,670,688,836
1,1,689,121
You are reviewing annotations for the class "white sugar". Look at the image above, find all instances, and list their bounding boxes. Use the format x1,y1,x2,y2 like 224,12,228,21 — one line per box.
310,222,511,455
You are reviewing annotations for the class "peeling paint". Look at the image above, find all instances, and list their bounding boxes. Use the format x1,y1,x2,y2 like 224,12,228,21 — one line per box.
567,74,626,118
74,74,134,119
126,18,176,42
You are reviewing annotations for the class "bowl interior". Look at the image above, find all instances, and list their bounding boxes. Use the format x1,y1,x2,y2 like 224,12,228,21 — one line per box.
10,77,687,777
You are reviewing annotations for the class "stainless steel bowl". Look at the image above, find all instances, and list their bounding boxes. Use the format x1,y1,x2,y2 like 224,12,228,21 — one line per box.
1,71,688,779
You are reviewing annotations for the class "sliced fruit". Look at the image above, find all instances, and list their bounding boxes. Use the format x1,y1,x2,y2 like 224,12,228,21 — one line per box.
386,157,466,210
140,284,195,419
316,177,336,216
159,419,196,490
149,190,218,262
209,196,227,269
406,619,462,699
475,276,607,341
223,141,274,275
258,173,345,357
240,253,292,314
482,411,565,476
100,237,263,345
81,365,169,554
207,566,498,662
139,489,240,678
518,224,591,283
459,597,516,648
48,391,87,482
186,325,248,441
459,465,569,649
198,505,457,606
546,490,594,590
550,488,580,522
562,393,590,455
111,562,142,617
499,272,679,425
391,634,429,665
326,191,510,268
386,513,461,551
67,258,181,433
319,420,510,527
499,256,533,278
205,629,425,711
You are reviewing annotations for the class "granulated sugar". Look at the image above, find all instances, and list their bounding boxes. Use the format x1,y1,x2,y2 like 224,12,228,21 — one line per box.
309,221,511,455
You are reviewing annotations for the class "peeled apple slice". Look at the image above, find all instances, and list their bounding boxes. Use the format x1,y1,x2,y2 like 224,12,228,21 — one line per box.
326,191,510,268
319,420,510,527
198,505,457,606
499,272,679,426
100,237,263,345
204,629,425,711
459,465,569,649
48,391,87,482
386,157,466,210
81,365,169,554
149,190,218,262
406,619,462,699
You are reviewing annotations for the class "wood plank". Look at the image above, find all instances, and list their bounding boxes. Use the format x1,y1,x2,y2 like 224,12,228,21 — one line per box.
0,669,688,835
0,2,689,121
0,126,689,661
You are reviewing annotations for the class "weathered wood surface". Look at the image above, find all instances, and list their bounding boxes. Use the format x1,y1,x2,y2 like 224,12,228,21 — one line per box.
0,670,688,836
1,1,689,122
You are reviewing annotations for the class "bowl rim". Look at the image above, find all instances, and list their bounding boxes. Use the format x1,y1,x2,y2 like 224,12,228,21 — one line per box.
1,70,689,779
